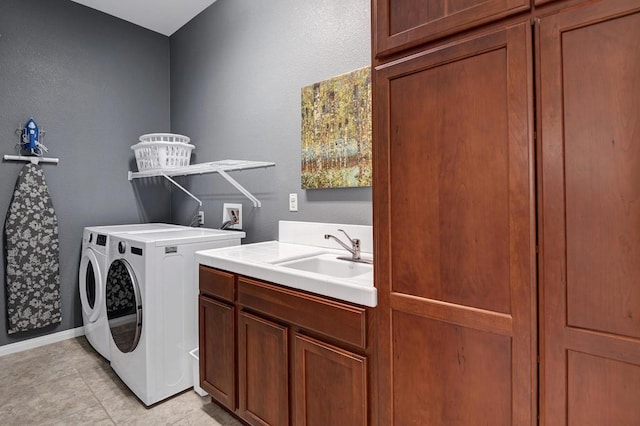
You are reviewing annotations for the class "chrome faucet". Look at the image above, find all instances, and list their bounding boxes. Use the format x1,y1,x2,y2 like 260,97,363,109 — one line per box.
324,229,372,264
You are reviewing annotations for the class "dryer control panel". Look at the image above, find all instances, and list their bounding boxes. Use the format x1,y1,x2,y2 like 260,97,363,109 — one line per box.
96,234,107,246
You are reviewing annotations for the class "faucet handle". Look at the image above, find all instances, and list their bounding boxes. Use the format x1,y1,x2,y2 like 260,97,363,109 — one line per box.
338,229,361,257
338,229,355,244
325,229,362,260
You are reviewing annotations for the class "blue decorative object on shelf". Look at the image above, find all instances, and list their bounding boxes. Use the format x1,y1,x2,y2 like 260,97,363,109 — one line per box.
18,117,48,156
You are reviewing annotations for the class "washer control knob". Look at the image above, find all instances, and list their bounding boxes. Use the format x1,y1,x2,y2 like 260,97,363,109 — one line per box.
118,241,127,254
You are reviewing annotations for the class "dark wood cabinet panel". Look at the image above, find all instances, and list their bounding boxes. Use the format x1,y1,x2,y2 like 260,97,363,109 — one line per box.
238,277,367,349
199,265,235,303
199,295,235,410
374,0,530,57
374,22,535,425
392,311,512,424
567,351,640,425
388,45,511,314
538,0,640,422
560,6,640,341
238,311,289,426
293,334,367,426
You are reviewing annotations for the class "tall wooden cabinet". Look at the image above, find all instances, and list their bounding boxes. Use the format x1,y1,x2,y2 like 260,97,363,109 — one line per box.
538,1,640,423
373,0,640,424
374,21,536,425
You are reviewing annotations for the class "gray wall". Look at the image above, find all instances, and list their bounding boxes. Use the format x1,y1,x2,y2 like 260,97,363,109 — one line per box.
170,0,372,243
0,0,371,347
0,0,171,346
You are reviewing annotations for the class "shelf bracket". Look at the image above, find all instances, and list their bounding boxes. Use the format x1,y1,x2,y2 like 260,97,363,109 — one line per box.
160,172,203,207
216,169,261,207
156,171,261,207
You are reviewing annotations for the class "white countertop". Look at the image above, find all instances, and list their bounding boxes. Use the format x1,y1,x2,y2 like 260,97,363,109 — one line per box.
195,221,376,307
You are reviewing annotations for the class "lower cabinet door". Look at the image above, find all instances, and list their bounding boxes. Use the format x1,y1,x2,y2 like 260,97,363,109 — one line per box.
293,333,367,426
238,311,289,426
199,295,235,410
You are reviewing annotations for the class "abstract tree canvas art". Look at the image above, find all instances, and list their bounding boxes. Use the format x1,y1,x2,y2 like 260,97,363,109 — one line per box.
301,66,372,189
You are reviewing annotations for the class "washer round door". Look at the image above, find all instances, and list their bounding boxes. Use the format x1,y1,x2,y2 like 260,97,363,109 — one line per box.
79,249,102,323
105,259,142,353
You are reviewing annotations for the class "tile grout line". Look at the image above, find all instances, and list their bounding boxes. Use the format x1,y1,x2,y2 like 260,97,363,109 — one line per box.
0,339,102,424
76,364,118,425
61,339,116,425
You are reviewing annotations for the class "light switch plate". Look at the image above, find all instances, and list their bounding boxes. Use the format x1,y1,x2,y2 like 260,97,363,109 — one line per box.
289,193,298,212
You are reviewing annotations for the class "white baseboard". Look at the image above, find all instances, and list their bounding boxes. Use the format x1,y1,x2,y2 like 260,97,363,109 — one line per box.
0,326,85,358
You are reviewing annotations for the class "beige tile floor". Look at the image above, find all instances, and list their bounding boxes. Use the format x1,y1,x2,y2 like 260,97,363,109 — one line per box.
0,337,243,425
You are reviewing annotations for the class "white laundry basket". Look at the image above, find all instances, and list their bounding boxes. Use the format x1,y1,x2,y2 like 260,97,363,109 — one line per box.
189,348,208,397
132,133,194,171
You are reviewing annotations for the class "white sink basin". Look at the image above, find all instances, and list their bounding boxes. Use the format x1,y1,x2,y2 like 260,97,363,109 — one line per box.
277,253,372,278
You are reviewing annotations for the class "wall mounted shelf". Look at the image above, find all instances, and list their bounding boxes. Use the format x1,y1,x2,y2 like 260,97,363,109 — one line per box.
128,160,275,207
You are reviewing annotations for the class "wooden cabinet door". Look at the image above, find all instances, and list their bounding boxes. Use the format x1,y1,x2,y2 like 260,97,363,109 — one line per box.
538,1,640,424
374,22,535,425
238,311,289,426
293,333,367,426
199,295,235,410
374,0,530,58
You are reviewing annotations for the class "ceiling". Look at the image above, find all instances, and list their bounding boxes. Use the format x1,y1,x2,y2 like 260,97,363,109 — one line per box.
70,0,217,36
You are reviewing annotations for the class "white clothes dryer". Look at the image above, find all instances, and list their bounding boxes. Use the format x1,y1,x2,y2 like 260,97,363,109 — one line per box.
79,223,184,360
105,228,244,406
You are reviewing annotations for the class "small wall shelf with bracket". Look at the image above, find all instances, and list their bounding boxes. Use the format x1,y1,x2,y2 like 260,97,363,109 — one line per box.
128,160,275,207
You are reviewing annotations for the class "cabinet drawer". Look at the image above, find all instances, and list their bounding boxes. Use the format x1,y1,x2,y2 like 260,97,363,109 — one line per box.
199,266,234,303
237,277,367,349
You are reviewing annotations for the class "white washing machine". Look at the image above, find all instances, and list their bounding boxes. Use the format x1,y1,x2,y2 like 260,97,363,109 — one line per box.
105,228,244,406
79,223,185,360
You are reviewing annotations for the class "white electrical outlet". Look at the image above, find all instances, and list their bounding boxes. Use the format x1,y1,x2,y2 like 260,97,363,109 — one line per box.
222,203,242,230
197,211,205,225
289,193,298,212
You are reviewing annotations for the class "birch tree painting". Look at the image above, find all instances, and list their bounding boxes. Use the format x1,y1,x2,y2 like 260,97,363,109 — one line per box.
301,66,372,189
